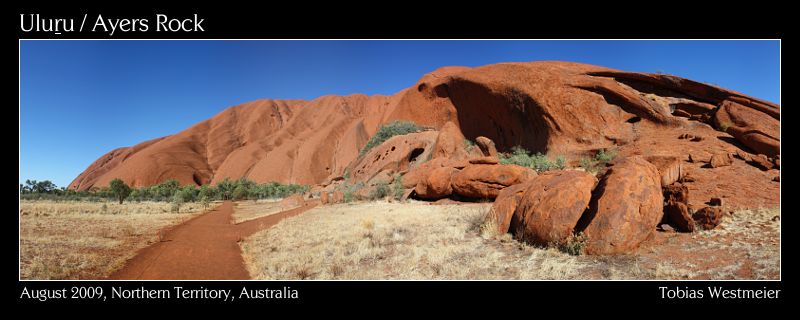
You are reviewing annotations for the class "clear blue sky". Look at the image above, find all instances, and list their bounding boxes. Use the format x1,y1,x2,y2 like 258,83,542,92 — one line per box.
20,40,780,187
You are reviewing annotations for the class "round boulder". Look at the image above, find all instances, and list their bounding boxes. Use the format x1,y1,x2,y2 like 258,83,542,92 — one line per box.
509,170,598,246
579,156,664,255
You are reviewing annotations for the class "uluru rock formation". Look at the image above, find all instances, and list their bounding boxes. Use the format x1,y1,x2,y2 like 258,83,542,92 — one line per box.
70,61,780,214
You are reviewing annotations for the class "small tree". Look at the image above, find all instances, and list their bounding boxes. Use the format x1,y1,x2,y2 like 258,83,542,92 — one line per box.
109,178,132,204
232,184,249,200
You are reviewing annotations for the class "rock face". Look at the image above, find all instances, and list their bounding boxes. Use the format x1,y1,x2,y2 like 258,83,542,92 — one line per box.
665,201,693,232
644,155,684,186
347,131,438,186
714,99,780,157
320,191,329,204
489,183,529,234
69,61,780,195
509,171,598,246
451,164,536,199
750,154,775,171
432,121,469,161
414,166,458,200
578,156,664,255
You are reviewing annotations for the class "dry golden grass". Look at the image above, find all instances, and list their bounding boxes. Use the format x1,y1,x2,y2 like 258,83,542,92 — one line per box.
241,202,780,280
232,199,299,224
19,200,211,279
241,201,585,280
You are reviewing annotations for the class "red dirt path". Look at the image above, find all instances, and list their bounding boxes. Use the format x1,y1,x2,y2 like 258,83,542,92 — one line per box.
109,200,319,280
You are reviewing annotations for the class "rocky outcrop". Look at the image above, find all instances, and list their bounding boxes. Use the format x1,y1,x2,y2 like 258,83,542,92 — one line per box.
71,61,780,195
715,99,780,157
451,164,536,199
414,166,458,200
508,171,598,246
693,207,724,230
475,136,498,158
578,156,664,255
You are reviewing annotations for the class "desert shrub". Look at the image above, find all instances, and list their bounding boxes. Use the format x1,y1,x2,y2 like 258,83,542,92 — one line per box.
499,146,564,172
718,121,732,132
175,187,197,203
153,180,180,199
214,178,236,200
20,177,308,203
368,182,390,201
579,157,595,172
558,232,588,256
580,148,618,173
200,195,211,209
170,193,184,213
594,148,617,164
464,139,476,152
232,185,249,200
359,121,422,157
338,181,365,203
392,175,405,201
554,155,567,170
198,185,214,201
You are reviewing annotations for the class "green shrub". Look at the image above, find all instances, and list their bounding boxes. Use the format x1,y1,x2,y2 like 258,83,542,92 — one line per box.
338,181,365,203
579,148,618,173
109,178,132,204
359,121,422,157
369,182,391,200
499,146,564,172
392,175,405,201
20,177,308,203
554,155,567,170
594,148,617,164
558,232,588,256
171,193,184,213
719,121,732,132
232,185,249,200
464,139,476,152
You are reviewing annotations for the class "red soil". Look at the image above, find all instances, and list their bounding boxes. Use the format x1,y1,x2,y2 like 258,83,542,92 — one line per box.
108,200,318,280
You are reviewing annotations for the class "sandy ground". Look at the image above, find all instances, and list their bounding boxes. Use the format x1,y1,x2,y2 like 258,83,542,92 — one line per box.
241,201,780,280
232,199,300,224
19,200,210,279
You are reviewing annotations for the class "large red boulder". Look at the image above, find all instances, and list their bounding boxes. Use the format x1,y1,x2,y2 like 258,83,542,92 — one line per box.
488,183,529,234
709,153,733,168
509,171,598,246
320,191,330,204
580,156,664,255
432,121,469,160
665,201,694,232
693,207,724,230
451,164,536,199
414,166,458,199
401,157,467,189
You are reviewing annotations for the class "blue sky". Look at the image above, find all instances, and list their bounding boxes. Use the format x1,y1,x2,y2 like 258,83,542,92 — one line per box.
20,40,780,187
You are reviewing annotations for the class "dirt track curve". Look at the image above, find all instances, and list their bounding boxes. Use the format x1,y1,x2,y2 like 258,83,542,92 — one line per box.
109,200,319,280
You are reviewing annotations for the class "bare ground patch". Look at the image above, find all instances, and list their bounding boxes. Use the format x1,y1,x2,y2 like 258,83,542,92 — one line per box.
19,200,211,279
232,199,299,224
